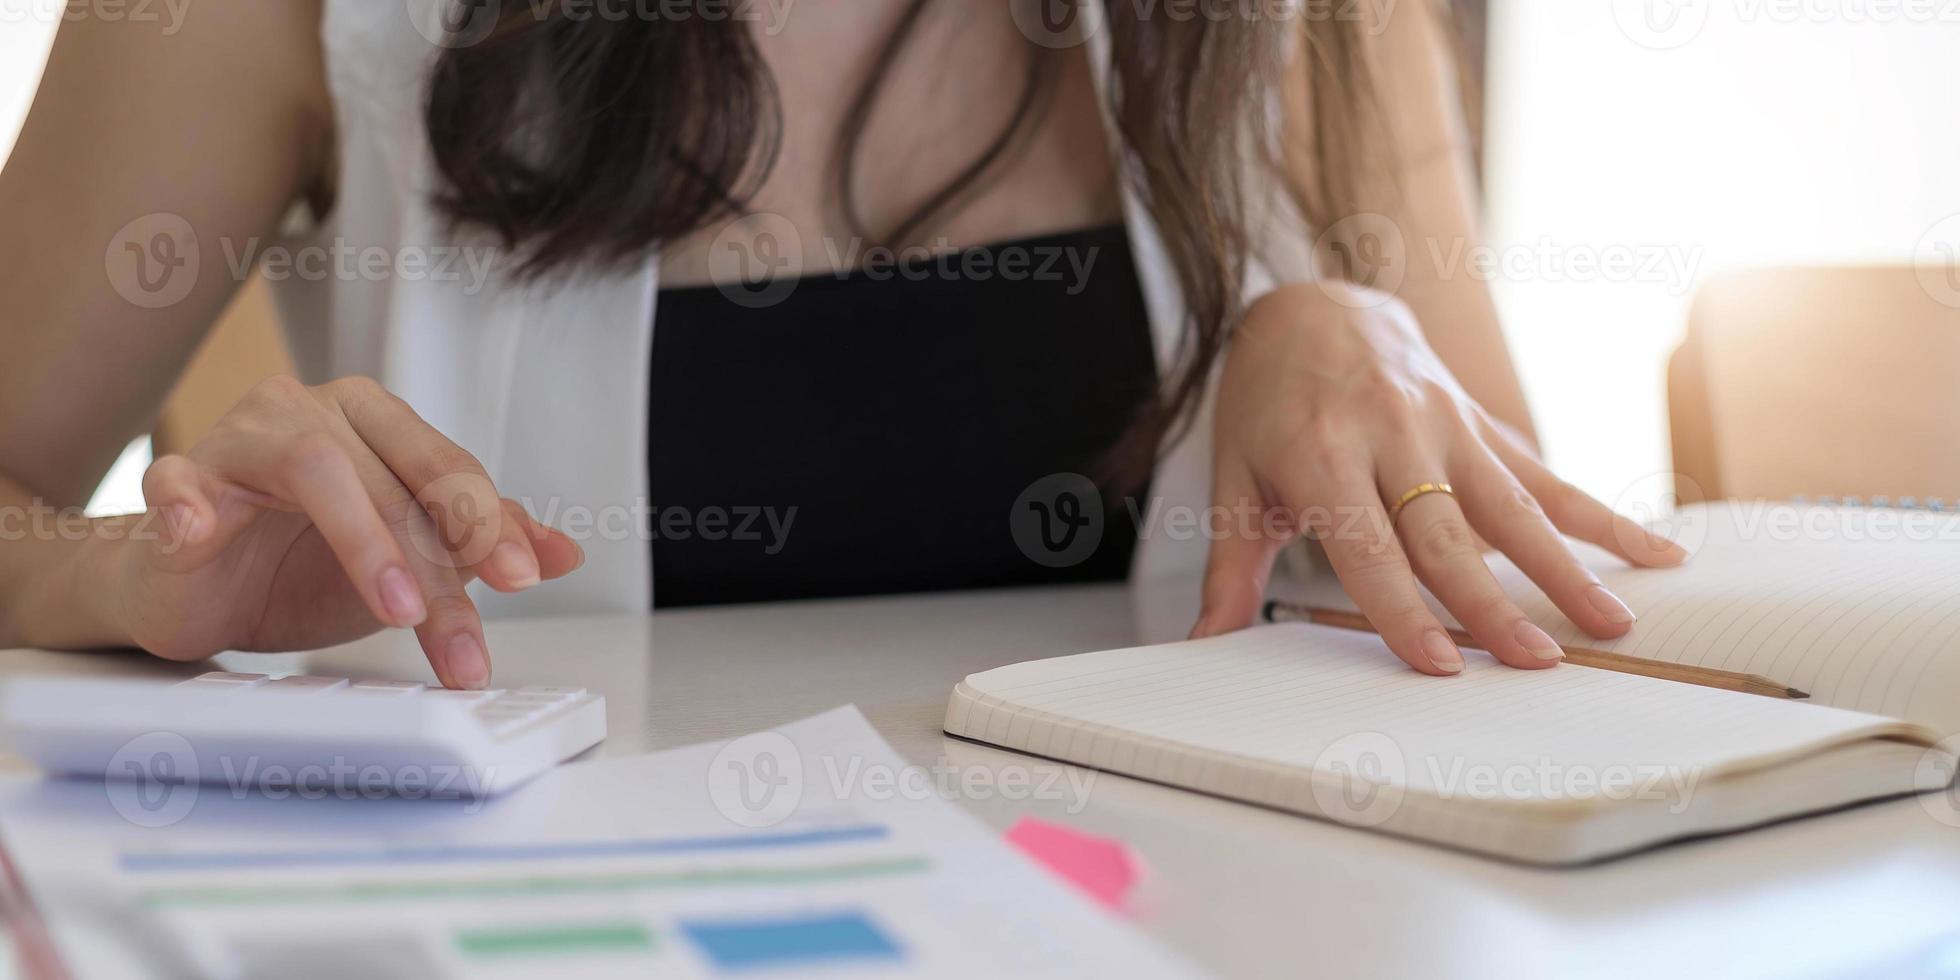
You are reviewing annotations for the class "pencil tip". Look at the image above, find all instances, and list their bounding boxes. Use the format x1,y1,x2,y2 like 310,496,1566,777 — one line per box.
1788,688,1810,700
1260,600,1279,622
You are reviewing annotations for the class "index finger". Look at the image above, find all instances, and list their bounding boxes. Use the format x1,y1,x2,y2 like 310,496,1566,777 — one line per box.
185,434,427,631
1481,420,1689,568
333,378,545,594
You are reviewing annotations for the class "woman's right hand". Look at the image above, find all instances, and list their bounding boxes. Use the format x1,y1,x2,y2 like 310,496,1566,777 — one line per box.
112,375,583,689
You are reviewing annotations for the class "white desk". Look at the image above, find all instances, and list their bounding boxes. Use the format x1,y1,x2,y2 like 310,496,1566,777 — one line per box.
4,580,1958,980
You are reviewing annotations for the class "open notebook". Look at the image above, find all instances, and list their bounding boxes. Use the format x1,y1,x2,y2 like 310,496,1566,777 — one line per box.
1294,501,1960,733
946,503,1959,865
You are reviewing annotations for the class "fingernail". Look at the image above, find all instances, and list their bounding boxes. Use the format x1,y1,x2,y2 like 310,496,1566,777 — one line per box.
1514,621,1565,662
1421,629,1464,674
1188,614,1215,640
1585,585,1637,625
447,633,489,690
492,542,542,589
1648,532,1689,564
570,538,588,571
378,566,426,627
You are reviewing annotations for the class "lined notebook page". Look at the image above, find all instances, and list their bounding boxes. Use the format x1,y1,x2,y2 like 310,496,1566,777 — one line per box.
1296,503,1960,734
949,623,1925,806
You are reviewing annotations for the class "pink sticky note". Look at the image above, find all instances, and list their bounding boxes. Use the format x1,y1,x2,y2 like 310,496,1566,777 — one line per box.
1004,817,1143,912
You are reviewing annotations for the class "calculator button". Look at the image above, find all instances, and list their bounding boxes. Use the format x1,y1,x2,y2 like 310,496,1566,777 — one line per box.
476,702,539,718
425,689,501,702
182,672,269,687
264,676,350,694
350,680,426,693
495,694,562,709
513,686,586,699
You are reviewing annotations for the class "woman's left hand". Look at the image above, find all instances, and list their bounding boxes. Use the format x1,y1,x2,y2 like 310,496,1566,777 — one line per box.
1190,282,1688,674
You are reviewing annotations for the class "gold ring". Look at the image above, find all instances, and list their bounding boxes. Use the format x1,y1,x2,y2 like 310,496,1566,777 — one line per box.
1387,482,1454,525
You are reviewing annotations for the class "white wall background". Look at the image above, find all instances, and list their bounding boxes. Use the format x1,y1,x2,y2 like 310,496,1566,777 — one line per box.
0,11,55,159
1485,3,1960,510
4,6,1960,513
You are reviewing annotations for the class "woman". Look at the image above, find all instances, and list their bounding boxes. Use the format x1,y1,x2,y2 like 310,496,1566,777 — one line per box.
0,0,1684,689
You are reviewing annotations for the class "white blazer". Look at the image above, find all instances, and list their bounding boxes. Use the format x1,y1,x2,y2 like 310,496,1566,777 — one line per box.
274,0,1316,618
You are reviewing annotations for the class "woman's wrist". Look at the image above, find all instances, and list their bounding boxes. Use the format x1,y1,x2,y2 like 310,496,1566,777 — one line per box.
8,520,139,652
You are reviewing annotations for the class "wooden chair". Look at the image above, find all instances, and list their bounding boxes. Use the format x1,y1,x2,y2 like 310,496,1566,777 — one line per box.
1668,266,1960,504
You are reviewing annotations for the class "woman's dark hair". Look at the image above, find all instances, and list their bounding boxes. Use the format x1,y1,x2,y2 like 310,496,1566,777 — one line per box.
425,0,1389,485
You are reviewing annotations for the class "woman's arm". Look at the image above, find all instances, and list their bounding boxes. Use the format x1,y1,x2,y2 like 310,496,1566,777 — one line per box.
0,0,334,505
1286,1,1539,448
0,3,581,687
1373,2,1537,447
0,0,332,648
1191,6,1686,667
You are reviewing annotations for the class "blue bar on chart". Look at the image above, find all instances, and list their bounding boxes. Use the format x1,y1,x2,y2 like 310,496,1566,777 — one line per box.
117,825,891,872
680,910,903,971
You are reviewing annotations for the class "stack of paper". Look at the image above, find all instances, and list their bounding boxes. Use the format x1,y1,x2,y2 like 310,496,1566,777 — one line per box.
0,707,1190,979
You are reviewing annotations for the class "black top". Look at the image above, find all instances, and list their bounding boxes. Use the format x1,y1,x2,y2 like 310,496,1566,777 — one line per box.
647,223,1158,608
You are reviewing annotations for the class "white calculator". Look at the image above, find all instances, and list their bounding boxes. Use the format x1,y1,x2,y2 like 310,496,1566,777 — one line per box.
0,672,607,798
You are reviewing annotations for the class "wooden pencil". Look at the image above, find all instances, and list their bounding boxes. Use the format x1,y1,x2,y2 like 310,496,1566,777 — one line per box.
1263,601,1809,701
